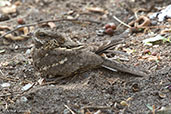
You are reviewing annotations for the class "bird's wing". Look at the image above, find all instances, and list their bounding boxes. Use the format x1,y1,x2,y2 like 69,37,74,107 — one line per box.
94,38,124,54
102,58,150,77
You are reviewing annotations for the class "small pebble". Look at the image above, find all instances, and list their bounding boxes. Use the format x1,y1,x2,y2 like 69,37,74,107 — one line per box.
14,45,19,49
150,20,157,25
17,18,25,24
120,101,128,106
25,49,31,55
109,23,116,30
20,96,28,103
0,14,9,21
158,91,166,99
167,85,171,91
104,24,111,29
104,23,116,30
63,109,70,114
105,28,114,35
152,52,157,56
1,83,10,88
96,29,105,36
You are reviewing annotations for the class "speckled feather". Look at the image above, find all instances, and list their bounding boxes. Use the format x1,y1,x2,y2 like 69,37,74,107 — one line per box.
32,28,149,79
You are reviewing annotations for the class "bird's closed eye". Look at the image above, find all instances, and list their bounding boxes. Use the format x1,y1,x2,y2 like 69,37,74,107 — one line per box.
37,32,47,37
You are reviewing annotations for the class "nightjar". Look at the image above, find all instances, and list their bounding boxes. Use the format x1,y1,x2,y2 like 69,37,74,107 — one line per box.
32,28,148,80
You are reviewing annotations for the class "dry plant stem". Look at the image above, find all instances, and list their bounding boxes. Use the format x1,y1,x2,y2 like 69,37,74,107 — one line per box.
81,106,111,114
81,106,111,110
64,104,76,114
0,18,101,39
0,76,18,82
0,93,11,97
152,105,155,114
113,15,131,28
134,10,138,19
0,69,4,75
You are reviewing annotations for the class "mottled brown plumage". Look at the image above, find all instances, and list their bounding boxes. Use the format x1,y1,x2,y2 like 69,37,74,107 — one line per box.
32,28,148,80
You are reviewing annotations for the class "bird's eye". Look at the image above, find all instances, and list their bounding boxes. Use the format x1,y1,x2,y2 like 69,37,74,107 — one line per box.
38,32,46,37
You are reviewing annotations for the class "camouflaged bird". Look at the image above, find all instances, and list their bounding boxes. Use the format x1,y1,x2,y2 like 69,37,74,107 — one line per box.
32,28,149,80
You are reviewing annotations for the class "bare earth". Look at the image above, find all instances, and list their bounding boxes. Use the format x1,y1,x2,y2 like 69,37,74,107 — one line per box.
0,0,170,113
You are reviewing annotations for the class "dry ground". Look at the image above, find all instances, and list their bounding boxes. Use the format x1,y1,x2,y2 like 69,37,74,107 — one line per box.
0,0,170,113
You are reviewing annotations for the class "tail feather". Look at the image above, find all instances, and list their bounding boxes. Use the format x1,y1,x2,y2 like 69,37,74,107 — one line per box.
102,58,149,77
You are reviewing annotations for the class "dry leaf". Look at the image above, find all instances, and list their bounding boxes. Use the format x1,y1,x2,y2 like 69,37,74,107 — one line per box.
158,91,166,99
0,31,5,35
139,55,161,61
14,1,22,6
0,49,5,54
17,26,24,31
148,55,161,61
120,101,129,106
37,78,45,85
12,36,29,41
0,25,11,30
17,27,29,35
1,5,17,14
123,48,135,55
29,26,35,34
106,78,119,85
0,0,11,7
0,61,10,67
126,97,133,101
160,28,171,34
86,7,107,14
5,34,28,41
23,27,29,35
5,33,13,39
48,22,56,29
66,15,74,19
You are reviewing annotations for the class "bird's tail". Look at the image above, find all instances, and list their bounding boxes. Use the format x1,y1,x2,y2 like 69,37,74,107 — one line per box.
101,58,149,77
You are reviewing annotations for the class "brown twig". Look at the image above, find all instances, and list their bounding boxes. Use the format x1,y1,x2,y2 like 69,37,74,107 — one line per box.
81,105,111,110
113,15,131,28
0,18,101,39
64,104,76,114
